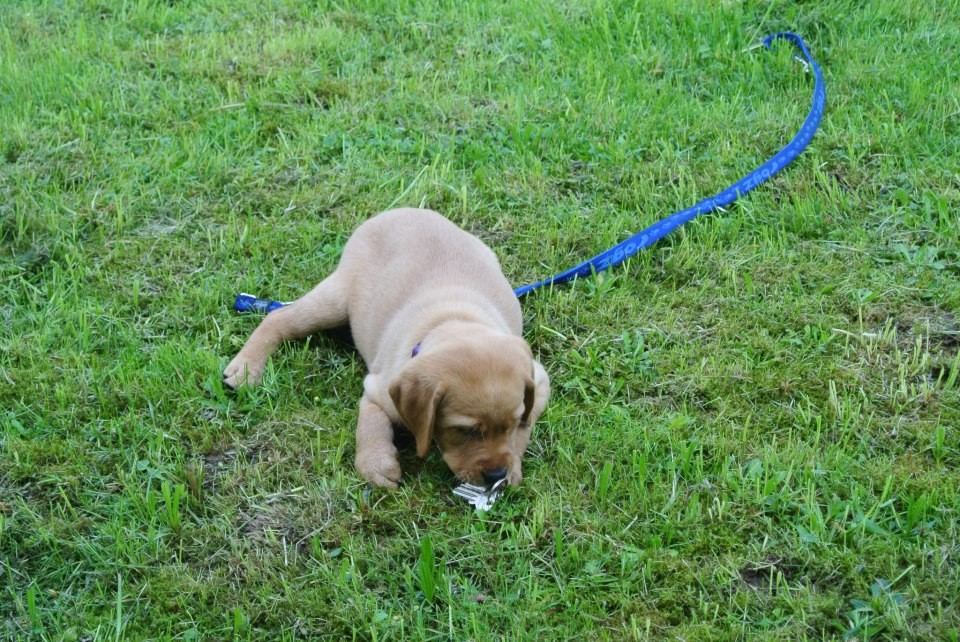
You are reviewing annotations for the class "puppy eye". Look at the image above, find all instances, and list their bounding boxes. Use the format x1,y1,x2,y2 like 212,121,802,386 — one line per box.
459,426,482,440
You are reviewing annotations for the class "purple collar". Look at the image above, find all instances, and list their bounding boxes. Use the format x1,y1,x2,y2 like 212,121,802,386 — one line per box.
411,342,421,357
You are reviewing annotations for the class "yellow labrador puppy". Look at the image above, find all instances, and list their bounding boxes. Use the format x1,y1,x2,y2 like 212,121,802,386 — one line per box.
224,208,550,487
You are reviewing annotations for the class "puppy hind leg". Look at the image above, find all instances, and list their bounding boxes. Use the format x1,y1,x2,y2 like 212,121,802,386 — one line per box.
269,272,351,339
223,272,350,388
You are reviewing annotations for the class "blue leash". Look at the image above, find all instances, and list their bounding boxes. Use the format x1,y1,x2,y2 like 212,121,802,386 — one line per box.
234,32,825,313
515,32,825,296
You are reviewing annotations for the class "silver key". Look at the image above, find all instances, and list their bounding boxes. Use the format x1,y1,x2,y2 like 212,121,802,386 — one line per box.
453,478,507,510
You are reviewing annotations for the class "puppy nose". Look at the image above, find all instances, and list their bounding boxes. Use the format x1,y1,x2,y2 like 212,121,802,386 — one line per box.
482,467,508,485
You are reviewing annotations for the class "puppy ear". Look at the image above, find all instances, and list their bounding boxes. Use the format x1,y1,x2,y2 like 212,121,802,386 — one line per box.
521,375,536,425
523,359,550,427
389,368,445,458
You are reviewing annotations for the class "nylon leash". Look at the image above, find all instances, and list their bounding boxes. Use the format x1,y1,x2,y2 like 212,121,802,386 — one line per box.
513,32,825,296
234,32,825,313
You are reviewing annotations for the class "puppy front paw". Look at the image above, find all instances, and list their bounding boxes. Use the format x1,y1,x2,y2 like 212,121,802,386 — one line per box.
223,353,265,389
355,449,402,488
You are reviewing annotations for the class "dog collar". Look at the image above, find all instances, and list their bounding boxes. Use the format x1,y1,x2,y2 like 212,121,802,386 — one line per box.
411,342,421,357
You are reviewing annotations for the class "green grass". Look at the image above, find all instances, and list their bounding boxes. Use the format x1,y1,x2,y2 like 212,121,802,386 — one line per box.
2,0,959,639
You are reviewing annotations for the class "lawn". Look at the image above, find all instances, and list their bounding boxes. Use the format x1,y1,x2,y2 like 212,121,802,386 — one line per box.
2,0,959,639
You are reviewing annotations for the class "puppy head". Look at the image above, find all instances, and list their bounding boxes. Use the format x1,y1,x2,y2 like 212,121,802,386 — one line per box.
388,334,536,485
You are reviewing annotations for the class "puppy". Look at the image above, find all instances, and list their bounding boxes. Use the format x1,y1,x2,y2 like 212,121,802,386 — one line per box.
223,208,550,487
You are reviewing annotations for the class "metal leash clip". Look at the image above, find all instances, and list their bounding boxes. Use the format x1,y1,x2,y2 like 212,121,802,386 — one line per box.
453,478,507,511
